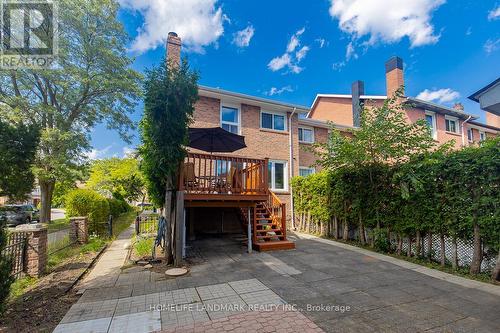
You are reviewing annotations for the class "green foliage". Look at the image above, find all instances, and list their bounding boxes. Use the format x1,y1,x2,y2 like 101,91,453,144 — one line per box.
0,0,142,222
139,59,199,206
52,179,78,208
107,198,131,218
0,119,39,200
134,236,155,258
291,172,331,224
0,217,13,314
86,158,145,201
65,189,110,223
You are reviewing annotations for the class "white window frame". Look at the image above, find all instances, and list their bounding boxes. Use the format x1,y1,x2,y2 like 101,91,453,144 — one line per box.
260,111,287,132
268,160,288,192
425,111,437,140
220,104,241,134
299,167,315,177
467,128,473,142
298,126,315,143
445,115,459,134
479,131,486,141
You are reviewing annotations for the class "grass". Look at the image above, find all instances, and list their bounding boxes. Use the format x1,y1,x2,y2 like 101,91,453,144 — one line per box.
47,236,106,270
134,235,155,258
310,232,497,285
46,218,70,233
8,276,38,300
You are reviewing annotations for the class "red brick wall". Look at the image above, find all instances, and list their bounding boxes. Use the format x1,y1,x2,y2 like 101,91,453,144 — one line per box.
309,97,353,126
298,126,328,171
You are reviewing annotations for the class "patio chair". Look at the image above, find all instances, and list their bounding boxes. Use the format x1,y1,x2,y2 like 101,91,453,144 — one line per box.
183,162,198,189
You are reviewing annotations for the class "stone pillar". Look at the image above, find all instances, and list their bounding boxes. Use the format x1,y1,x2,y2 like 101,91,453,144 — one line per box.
14,224,47,277
70,216,88,244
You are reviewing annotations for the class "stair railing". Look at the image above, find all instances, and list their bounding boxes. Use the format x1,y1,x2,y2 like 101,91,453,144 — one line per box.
265,191,287,239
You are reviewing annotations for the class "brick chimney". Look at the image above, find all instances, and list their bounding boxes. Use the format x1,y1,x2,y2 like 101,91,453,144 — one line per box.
385,56,404,97
453,102,464,111
352,80,365,127
166,32,181,68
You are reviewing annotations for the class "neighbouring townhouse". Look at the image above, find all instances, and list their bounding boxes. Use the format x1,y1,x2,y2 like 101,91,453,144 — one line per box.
308,57,499,148
166,33,498,252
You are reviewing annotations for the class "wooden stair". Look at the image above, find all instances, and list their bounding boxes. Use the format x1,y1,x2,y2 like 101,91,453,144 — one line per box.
238,192,295,251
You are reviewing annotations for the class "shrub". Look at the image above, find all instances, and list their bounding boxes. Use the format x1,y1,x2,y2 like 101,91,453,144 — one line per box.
107,198,131,217
0,217,13,313
65,189,110,223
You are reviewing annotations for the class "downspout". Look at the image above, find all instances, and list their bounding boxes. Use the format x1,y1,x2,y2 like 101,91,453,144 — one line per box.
289,107,297,230
461,115,473,146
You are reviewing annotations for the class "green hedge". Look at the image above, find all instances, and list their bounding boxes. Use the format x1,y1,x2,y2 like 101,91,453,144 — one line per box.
107,198,131,217
65,189,110,223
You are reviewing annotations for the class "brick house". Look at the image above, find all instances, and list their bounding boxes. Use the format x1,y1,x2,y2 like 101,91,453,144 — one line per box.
308,57,499,147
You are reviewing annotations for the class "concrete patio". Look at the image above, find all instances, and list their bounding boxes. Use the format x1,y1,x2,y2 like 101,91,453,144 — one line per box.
54,231,500,333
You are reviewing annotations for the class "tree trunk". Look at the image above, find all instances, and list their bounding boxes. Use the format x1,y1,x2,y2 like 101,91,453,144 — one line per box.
39,179,55,224
306,212,311,233
415,231,421,258
359,212,366,245
343,220,349,240
440,233,446,267
164,188,173,264
470,222,483,275
397,235,402,256
451,236,458,270
333,216,339,239
427,232,432,262
492,248,500,282
407,237,412,257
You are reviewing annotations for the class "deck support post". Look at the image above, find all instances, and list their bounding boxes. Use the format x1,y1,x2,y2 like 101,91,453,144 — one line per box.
247,207,252,254
174,191,184,266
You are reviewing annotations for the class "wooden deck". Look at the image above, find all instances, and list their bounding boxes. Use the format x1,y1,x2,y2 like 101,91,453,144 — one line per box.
181,152,295,251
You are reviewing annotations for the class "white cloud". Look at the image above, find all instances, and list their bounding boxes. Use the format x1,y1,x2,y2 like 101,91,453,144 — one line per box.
296,46,310,61
268,53,292,71
122,146,136,157
119,0,225,53
416,88,460,104
488,6,500,20
345,41,358,60
329,0,445,48
85,145,113,160
332,61,346,71
268,27,309,74
233,25,254,47
315,38,326,48
484,38,500,53
266,86,294,96
465,27,472,36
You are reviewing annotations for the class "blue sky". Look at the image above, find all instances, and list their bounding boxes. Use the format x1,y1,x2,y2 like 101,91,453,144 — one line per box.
89,0,500,159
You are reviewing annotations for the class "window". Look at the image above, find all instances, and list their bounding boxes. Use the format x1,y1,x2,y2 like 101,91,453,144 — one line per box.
445,116,459,134
298,127,314,143
261,111,286,131
221,105,239,134
299,167,315,177
425,111,437,140
268,160,287,191
467,128,473,142
479,131,486,141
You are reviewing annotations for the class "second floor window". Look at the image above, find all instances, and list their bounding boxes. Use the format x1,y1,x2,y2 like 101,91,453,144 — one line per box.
261,112,286,131
445,116,459,134
298,127,314,143
479,131,486,141
467,128,473,142
425,112,437,140
221,106,239,134
299,167,315,177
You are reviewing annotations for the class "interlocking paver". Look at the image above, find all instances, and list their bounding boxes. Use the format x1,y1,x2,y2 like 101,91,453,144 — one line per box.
239,289,285,307
228,278,269,294
160,303,210,328
108,311,161,333
203,295,247,320
53,317,112,333
196,283,237,300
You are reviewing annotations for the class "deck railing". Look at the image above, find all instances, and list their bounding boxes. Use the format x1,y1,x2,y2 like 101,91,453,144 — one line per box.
265,191,287,238
180,153,269,196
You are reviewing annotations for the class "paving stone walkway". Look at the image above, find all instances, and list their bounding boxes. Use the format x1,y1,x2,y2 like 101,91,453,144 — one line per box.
54,231,500,333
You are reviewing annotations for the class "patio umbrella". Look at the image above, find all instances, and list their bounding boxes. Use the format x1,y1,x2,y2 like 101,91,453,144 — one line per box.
188,127,247,153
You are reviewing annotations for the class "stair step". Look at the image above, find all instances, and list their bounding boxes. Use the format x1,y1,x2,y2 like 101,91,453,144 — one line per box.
255,229,282,233
256,217,272,220
256,235,286,239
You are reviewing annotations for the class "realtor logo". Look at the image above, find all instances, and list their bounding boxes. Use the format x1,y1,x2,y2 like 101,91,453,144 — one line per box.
1,0,58,69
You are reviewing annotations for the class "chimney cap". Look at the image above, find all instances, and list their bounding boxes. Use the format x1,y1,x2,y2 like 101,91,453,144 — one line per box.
453,102,464,111
385,56,403,73
168,32,178,37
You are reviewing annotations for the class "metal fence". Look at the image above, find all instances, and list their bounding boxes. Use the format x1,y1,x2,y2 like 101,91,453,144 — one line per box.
135,214,158,235
2,232,28,279
48,227,75,255
299,222,497,273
